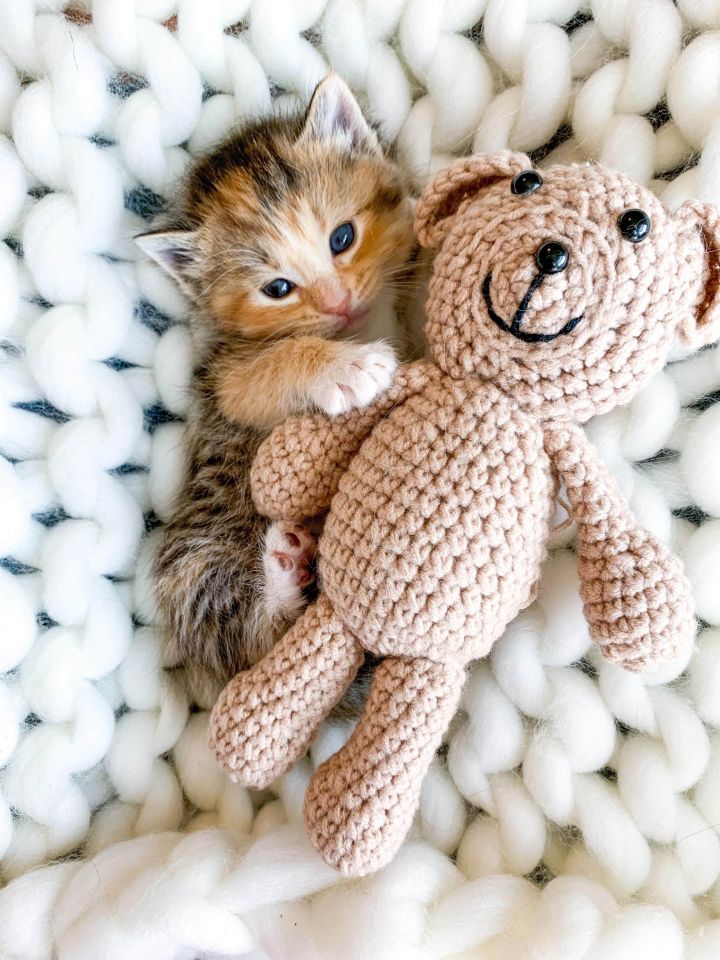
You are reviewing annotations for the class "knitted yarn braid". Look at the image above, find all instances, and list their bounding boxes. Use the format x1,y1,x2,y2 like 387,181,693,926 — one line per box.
211,153,713,877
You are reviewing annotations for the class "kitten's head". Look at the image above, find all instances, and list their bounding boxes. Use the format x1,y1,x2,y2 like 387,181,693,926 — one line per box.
136,74,413,339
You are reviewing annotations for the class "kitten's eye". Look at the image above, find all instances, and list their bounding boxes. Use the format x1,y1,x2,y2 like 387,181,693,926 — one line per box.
329,222,355,255
262,278,295,299
511,170,543,195
618,209,651,243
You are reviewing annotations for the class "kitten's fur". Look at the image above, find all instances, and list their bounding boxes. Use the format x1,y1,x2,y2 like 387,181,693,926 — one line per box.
137,75,414,710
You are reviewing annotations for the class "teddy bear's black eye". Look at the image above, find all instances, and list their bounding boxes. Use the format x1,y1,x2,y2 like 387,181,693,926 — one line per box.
618,209,651,243
511,170,543,196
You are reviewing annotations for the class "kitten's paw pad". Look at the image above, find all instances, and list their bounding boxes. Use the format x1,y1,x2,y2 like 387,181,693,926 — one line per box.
311,343,397,415
264,522,316,590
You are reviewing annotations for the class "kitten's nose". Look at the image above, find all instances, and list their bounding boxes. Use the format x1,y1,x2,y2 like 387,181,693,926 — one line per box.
313,277,351,317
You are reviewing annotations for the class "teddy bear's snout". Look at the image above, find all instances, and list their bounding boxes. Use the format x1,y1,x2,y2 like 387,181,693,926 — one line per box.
481,236,585,345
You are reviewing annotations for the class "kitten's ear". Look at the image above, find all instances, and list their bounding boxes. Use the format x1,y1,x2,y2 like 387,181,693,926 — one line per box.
135,229,200,292
299,72,380,154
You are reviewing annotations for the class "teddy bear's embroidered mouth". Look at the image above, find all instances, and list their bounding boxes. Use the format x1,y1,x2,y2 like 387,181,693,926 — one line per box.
482,273,584,343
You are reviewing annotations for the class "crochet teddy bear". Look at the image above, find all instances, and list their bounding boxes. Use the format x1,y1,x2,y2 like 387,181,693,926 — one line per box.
209,152,720,877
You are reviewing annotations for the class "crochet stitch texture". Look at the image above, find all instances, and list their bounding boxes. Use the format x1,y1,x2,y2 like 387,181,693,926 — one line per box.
210,153,718,876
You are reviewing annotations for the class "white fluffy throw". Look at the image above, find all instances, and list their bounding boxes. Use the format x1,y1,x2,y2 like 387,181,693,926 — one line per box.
2,1,720,957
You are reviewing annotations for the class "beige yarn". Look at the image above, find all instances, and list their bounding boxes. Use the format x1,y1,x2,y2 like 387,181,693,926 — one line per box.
544,422,695,669
210,153,720,877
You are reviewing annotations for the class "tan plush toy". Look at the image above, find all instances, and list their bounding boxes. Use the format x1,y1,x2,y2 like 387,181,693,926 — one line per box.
209,152,720,877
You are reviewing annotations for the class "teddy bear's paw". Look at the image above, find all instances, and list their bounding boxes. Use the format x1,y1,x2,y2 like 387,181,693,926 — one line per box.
262,521,316,618
579,530,695,671
310,342,397,415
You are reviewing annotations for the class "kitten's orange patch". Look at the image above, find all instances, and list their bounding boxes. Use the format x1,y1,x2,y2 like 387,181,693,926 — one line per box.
213,169,262,218
211,286,328,339
216,337,339,427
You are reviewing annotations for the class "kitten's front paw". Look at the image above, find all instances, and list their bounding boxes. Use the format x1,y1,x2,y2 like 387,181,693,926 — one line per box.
310,342,396,416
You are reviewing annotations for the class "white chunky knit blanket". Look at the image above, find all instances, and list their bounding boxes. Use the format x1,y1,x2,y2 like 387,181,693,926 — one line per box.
2,2,720,957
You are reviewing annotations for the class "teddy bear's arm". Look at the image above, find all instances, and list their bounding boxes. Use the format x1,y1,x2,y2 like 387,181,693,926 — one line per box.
251,360,440,521
544,422,695,671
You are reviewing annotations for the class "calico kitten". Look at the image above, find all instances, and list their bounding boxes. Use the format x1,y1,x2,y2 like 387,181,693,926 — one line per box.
136,74,414,709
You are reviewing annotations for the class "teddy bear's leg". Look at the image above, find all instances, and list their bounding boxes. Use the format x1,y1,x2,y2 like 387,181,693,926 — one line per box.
209,595,364,789
304,656,466,876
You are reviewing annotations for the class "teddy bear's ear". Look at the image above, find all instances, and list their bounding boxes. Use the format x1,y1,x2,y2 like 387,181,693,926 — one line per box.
414,151,532,248
675,201,720,349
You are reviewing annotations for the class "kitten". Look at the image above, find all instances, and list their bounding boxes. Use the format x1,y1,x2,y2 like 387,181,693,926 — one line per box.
136,74,414,710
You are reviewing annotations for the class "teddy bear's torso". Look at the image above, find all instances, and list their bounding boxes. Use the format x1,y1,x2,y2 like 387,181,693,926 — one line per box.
318,370,555,661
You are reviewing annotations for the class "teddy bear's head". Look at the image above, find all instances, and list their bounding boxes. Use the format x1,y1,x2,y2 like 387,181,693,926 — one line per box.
416,152,720,422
